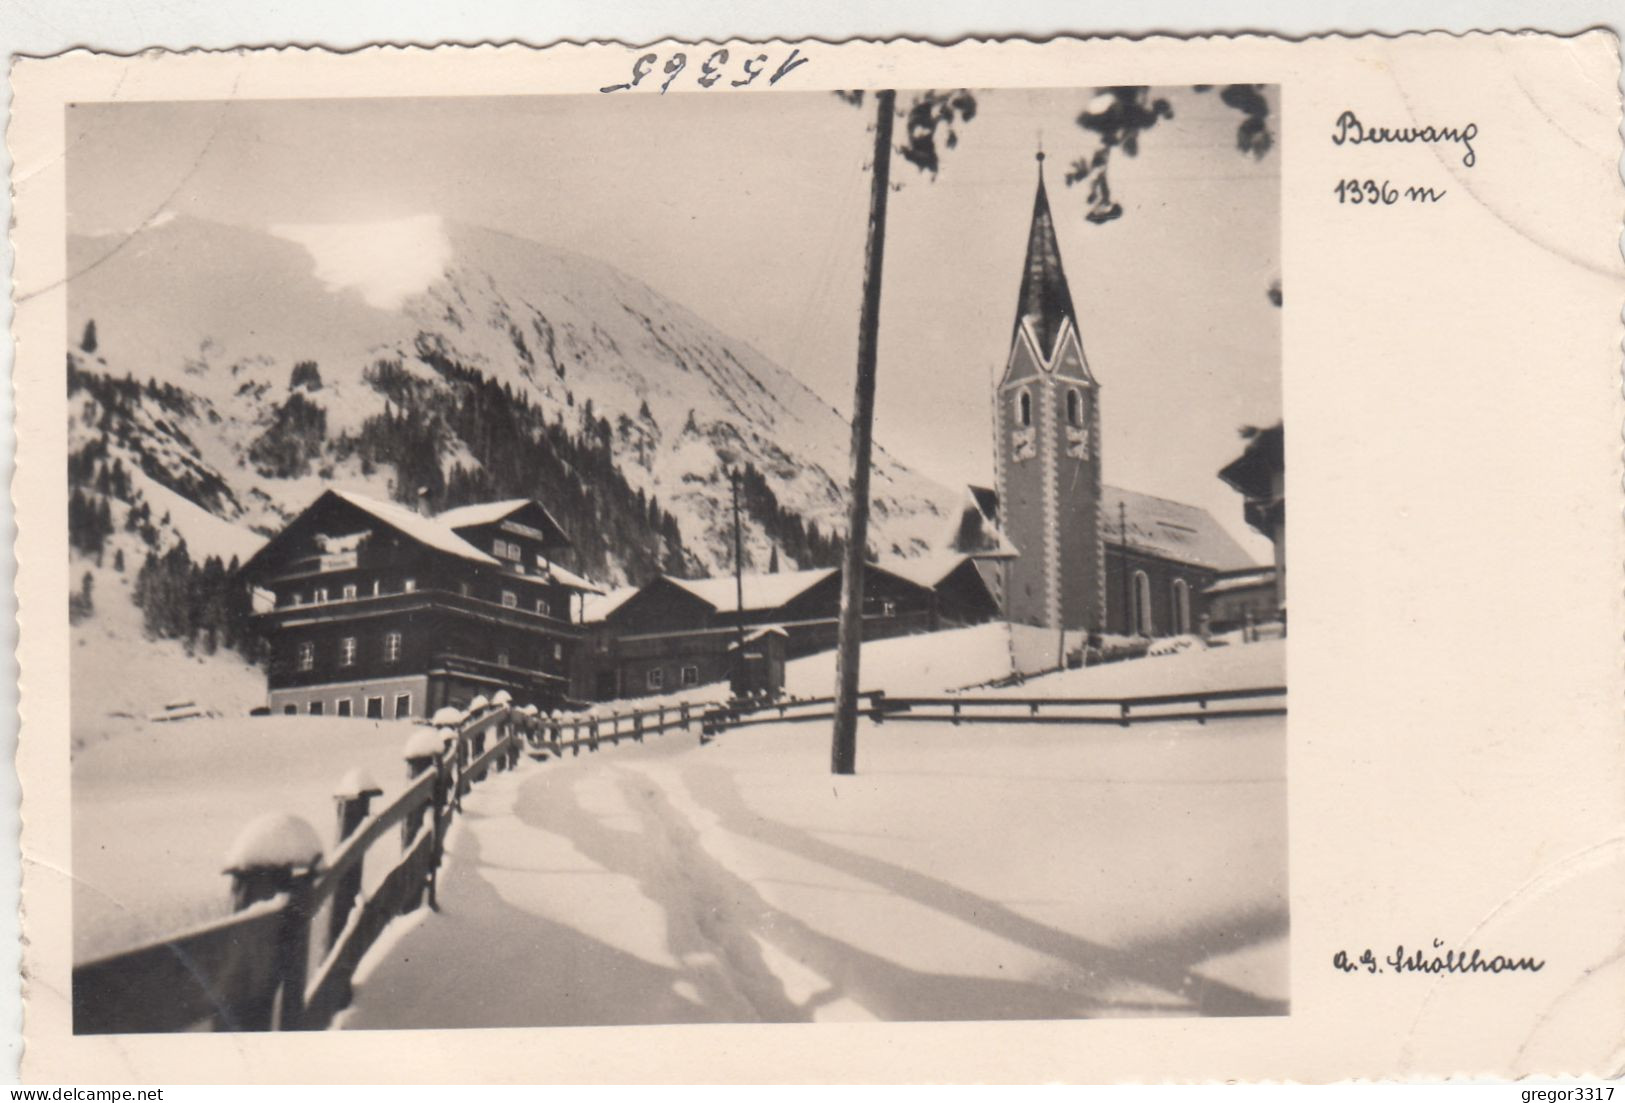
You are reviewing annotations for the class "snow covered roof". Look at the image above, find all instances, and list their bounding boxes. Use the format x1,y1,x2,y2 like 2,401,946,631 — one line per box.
536,559,605,595
946,485,1019,559
666,567,837,613
728,625,789,649
875,552,979,590
1101,485,1257,572
434,499,534,529
1202,567,1276,595
330,490,500,566
581,585,640,623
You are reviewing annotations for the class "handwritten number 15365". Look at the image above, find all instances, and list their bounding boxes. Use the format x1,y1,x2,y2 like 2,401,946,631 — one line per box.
600,48,810,94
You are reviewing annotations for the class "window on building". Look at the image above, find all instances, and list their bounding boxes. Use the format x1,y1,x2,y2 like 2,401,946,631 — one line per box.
1067,388,1081,427
501,590,517,609
1133,570,1154,636
308,700,324,716
283,704,297,716
342,583,358,601
336,698,353,717
881,600,897,617
289,592,303,607
681,665,700,687
553,642,564,662
384,631,402,662
313,587,328,604
493,538,506,558
1018,389,1032,427
535,598,549,616
459,581,471,597
297,641,314,671
366,696,384,720
1171,578,1191,635
403,578,417,593
372,579,381,597
339,637,357,667
394,693,412,719
647,668,665,690
497,650,510,667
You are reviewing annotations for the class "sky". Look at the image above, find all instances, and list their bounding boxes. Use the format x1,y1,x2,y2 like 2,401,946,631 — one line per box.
66,86,1280,557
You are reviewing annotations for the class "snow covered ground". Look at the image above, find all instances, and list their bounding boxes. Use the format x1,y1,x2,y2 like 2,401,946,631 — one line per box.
69,542,267,755
72,714,421,961
341,639,1287,1027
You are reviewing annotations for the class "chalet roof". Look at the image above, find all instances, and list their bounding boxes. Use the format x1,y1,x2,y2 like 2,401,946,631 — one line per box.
580,585,640,623
1218,423,1285,499
875,552,979,590
436,497,572,547
667,567,837,613
1102,485,1257,572
536,560,605,595
434,499,535,529
728,625,790,650
1013,158,1080,360
947,485,1019,558
330,490,500,565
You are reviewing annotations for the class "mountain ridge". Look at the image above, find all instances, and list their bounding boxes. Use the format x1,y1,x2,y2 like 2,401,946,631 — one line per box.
66,212,962,586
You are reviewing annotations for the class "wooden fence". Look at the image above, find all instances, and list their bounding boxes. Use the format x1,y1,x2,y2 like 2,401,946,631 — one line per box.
72,702,524,1034
694,686,1287,732
72,682,1284,1033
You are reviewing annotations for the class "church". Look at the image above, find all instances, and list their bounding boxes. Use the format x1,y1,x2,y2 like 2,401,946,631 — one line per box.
977,155,1259,637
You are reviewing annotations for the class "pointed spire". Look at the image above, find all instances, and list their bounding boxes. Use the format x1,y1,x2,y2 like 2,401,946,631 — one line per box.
1012,151,1079,359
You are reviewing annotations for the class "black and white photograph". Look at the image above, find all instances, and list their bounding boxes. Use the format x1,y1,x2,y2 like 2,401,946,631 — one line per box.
63,82,1284,1032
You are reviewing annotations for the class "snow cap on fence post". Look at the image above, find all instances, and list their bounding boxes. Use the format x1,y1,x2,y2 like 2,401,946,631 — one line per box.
468,694,491,713
403,727,448,782
431,706,465,729
223,813,323,911
333,767,383,801
491,689,513,707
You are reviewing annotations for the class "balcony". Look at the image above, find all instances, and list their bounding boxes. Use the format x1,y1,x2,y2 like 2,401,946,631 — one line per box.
255,587,584,636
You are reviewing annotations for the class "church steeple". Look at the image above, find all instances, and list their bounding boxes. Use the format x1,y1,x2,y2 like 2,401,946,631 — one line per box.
1012,152,1079,360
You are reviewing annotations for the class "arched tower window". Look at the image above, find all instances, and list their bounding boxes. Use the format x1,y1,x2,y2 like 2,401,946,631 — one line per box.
1018,389,1032,427
1171,578,1191,635
1066,388,1081,427
1133,570,1153,636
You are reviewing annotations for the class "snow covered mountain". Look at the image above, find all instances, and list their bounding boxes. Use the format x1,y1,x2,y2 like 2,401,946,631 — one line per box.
66,215,960,585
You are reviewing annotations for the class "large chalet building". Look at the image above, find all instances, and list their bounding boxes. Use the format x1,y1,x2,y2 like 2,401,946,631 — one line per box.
984,154,1259,636
240,490,602,718
241,487,1005,714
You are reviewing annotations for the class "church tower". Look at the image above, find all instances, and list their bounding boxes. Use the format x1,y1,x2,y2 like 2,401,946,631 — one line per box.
994,154,1105,631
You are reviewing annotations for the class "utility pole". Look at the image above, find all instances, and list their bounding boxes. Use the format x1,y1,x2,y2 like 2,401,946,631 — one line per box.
832,89,897,776
731,467,747,690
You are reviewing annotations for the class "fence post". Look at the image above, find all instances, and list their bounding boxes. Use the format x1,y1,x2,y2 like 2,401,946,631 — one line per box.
222,814,322,1032
401,729,443,911
327,770,382,955
426,756,448,911
472,723,488,778
1119,702,1131,728
590,717,600,752
681,702,691,731
871,690,887,725
634,712,644,743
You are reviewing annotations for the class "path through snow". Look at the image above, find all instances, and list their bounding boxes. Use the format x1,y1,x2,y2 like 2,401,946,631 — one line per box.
343,696,1287,1026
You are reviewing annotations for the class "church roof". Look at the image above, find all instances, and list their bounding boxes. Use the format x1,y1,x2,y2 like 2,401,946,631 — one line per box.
1013,157,1080,359
1102,485,1257,572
